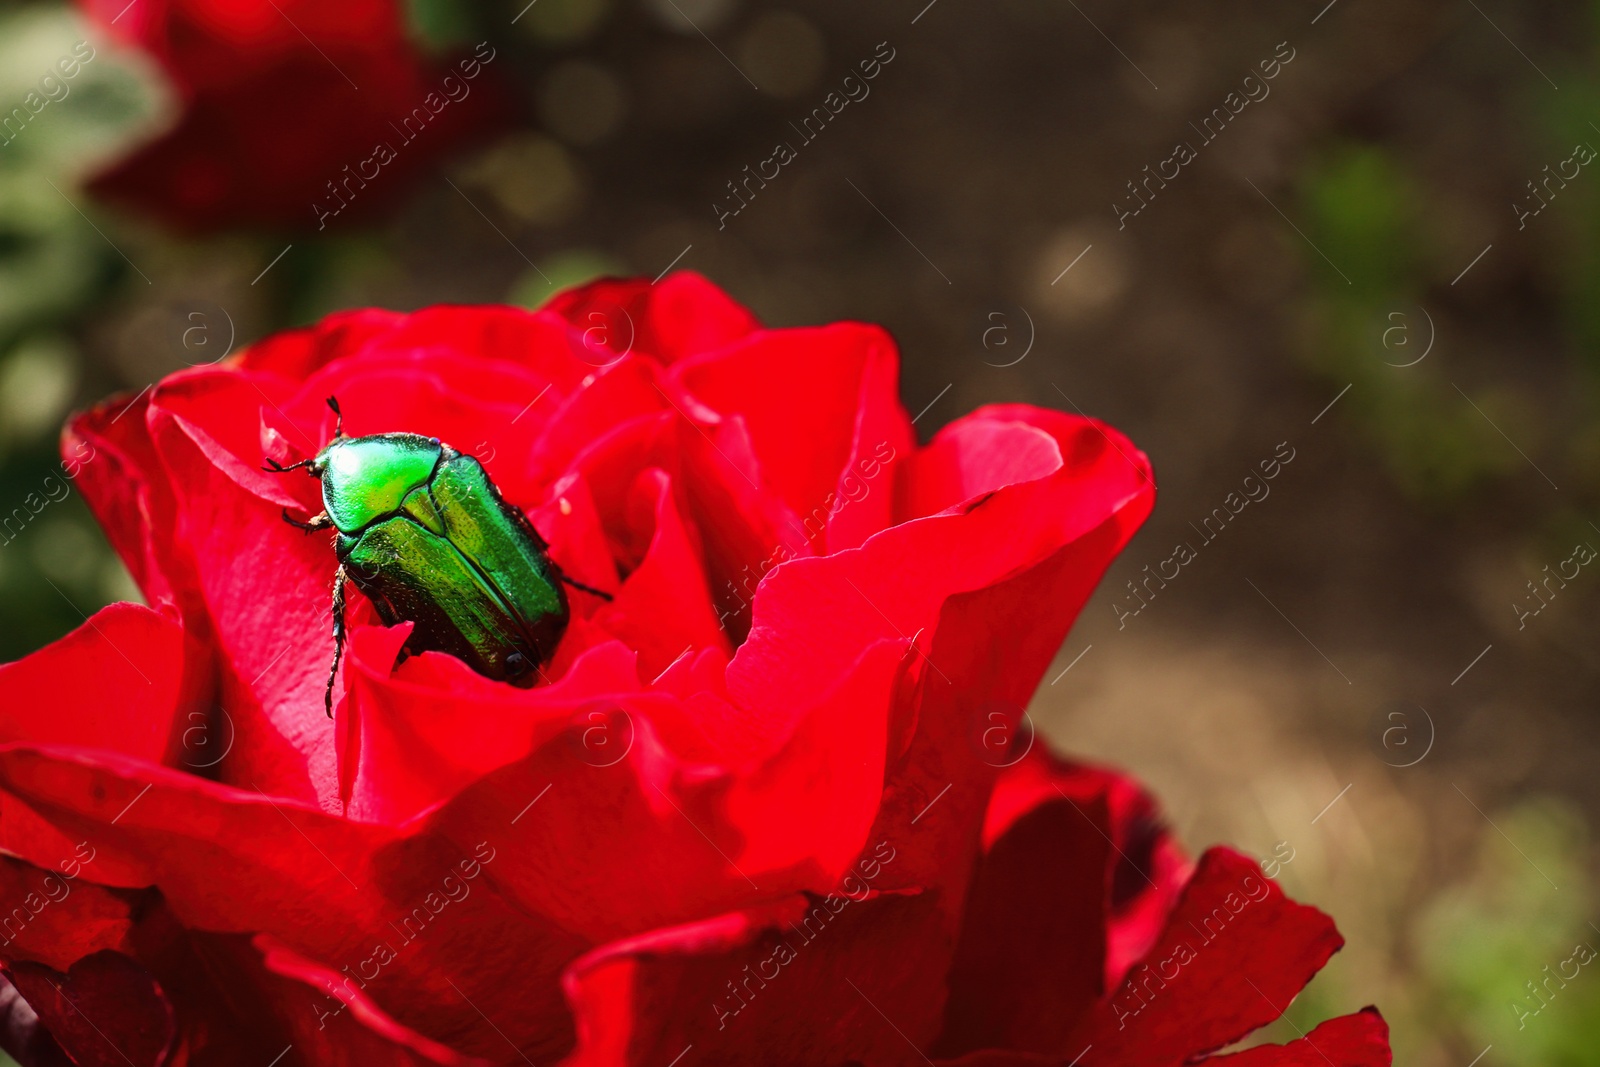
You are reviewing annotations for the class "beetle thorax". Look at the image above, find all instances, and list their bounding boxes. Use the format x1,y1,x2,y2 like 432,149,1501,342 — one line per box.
319,433,444,534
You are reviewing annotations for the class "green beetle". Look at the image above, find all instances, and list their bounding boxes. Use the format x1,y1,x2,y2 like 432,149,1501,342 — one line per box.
266,398,609,716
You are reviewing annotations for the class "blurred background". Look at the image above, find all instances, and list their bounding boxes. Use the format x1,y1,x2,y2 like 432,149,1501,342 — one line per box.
0,0,1596,1062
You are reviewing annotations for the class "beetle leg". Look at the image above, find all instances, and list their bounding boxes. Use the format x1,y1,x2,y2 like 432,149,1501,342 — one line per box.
282,509,334,534
325,565,348,719
556,570,615,602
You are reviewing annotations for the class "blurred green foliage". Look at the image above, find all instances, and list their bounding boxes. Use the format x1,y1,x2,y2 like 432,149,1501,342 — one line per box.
1416,800,1600,1067
404,0,482,51
1297,145,1520,503
0,4,160,657
0,5,157,341
510,248,626,307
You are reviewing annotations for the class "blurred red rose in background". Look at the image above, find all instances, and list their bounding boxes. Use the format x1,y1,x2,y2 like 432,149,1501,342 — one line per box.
78,0,508,231
0,274,1390,1065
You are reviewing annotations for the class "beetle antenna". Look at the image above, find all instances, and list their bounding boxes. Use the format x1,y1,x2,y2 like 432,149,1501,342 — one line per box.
263,457,319,474
326,396,343,439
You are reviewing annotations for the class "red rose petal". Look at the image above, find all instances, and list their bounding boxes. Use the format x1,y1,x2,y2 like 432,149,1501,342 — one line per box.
242,305,595,397
0,854,142,975
649,644,730,703
560,890,951,1067
983,753,1189,991
0,746,586,1062
896,418,1066,522
938,749,1189,1058
342,635,646,822
114,921,493,1066
730,408,1153,738
1199,1008,1391,1066
543,273,761,365
81,0,509,234
559,399,810,645
293,354,559,507
937,784,1111,1056
717,637,906,875
0,604,193,869
5,951,174,1067
530,473,624,600
528,359,669,488
671,413,813,641
670,323,901,542
0,637,908,1056
249,936,488,1066
146,385,343,806
591,468,730,678
719,410,1153,943
0,603,185,764
237,309,408,380
65,392,191,613
823,341,912,553
416,636,908,941
82,0,413,97
1069,849,1345,1066
0,873,486,1067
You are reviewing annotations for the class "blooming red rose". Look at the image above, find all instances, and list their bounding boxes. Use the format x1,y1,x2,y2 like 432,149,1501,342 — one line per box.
0,274,1390,1066
79,0,508,231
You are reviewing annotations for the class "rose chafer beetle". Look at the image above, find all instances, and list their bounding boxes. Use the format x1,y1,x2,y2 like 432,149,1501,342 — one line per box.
266,398,609,716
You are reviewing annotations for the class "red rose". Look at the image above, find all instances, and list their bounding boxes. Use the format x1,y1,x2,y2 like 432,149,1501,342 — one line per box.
0,274,1390,1066
78,0,508,231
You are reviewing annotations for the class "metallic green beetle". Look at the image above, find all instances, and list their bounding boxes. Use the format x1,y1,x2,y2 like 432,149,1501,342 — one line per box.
266,398,608,716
